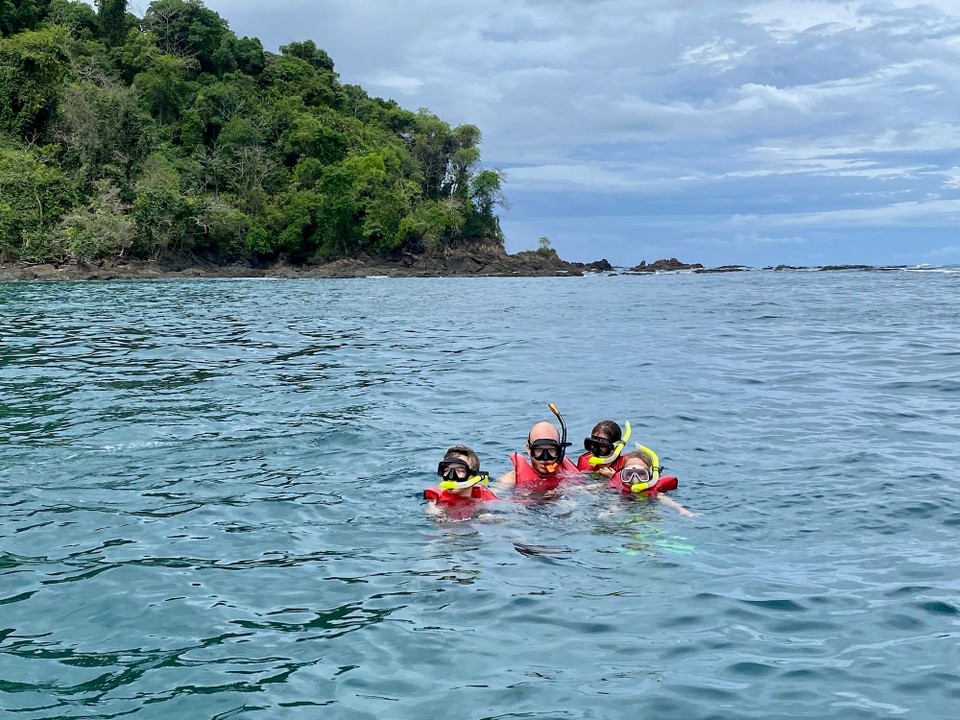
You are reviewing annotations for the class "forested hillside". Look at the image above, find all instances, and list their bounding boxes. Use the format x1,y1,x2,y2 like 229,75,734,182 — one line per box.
0,0,507,264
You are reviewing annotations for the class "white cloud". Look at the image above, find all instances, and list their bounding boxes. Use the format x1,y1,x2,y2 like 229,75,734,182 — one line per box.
924,245,960,259
941,167,960,189
365,73,423,94
755,197,960,227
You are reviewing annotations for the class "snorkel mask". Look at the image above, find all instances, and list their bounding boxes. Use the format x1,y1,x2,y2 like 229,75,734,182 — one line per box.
437,456,488,491
620,443,663,493
587,421,632,467
540,403,570,474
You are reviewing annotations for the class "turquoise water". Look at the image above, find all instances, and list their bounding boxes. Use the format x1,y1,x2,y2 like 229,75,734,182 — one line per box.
2,270,959,719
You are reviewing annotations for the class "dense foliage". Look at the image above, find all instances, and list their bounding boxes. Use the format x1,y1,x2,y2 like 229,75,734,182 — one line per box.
0,0,507,263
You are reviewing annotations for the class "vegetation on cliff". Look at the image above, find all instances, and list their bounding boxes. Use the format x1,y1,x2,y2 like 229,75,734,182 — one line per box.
0,0,507,265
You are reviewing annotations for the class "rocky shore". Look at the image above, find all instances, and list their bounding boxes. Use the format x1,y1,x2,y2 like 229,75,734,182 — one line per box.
0,243,610,281
0,248,910,282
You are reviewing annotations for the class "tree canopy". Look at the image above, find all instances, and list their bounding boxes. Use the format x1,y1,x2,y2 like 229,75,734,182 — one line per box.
0,0,506,264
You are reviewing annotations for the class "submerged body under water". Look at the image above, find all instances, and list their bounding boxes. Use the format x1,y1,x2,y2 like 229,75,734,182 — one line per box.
2,269,959,719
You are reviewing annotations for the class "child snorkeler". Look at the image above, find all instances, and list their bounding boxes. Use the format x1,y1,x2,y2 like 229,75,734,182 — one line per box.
424,445,497,520
606,447,696,517
578,419,632,478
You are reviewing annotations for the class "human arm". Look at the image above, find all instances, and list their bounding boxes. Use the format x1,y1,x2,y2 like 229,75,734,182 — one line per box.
657,493,697,517
493,469,516,487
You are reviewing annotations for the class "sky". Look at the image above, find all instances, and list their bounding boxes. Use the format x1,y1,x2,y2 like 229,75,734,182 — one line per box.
155,1,960,266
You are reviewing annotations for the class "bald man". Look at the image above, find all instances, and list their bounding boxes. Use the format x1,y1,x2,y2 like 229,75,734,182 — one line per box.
496,420,579,492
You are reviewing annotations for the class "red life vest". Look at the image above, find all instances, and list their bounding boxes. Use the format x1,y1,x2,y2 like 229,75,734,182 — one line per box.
576,452,626,473
424,485,497,520
607,473,679,496
423,485,498,505
511,452,579,492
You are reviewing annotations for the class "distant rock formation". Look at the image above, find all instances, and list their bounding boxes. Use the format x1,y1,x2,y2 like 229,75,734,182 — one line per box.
694,265,748,274
818,264,874,271
582,259,614,272
628,258,704,272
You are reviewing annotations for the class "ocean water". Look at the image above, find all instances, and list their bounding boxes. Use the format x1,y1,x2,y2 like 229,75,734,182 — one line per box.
2,269,959,719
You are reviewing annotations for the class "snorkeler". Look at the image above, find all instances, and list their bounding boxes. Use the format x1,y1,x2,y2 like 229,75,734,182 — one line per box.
578,419,631,478
606,449,695,517
424,445,497,520
495,404,578,493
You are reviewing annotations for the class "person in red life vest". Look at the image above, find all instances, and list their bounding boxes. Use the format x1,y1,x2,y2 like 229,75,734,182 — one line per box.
424,445,497,521
495,417,579,493
606,451,695,517
578,419,632,479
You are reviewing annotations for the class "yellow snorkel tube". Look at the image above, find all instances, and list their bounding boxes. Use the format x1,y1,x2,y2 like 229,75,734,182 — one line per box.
438,473,489,492
621,443,661,493
588,420,632,467
437,455,489,491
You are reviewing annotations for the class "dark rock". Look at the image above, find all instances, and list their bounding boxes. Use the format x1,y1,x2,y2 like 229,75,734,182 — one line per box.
766,264,808,271
818,264,874,271
628,257,704,272
582,259,613,272
817,264,906,272
694,265,748,274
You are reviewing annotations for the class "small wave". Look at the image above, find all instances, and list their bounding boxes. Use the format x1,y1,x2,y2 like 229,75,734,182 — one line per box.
98,441,176,453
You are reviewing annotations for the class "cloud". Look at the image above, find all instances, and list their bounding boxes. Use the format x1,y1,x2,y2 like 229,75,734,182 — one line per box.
197,0,960,265
924,245,960,259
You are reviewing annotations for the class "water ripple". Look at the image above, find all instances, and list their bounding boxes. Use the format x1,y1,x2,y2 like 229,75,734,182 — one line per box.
2,273,960,718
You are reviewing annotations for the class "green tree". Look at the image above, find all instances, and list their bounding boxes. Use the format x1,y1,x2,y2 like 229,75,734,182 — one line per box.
191,71,257,141
279,39,333,73
143,0,232,75
261,53,336,108
0,145,78,259
397,198,465,251
131,151,196,256
192,197,248,257
311,150,414,257
280,111,348,167
95,0,127,48
1,0,53,37
408,109,452,201
465,168,507,241
47,1,98,39
54,79,150,193
229,34,263,76
0,25,72,140
48,180,134,260
133,52,197,123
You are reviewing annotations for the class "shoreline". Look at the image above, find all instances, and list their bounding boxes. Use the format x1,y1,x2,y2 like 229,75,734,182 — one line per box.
0,254,923,282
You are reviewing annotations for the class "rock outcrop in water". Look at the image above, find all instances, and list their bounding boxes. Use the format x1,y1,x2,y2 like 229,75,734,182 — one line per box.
694,265,749,274
627,258,705,272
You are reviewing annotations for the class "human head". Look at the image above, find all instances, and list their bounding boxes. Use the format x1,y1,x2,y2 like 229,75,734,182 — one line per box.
584,420,622,457
622,451,652,469
437,445,485,491
442,445,480,472
526,421,563,477
591,420,622,443
618,452,655,492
